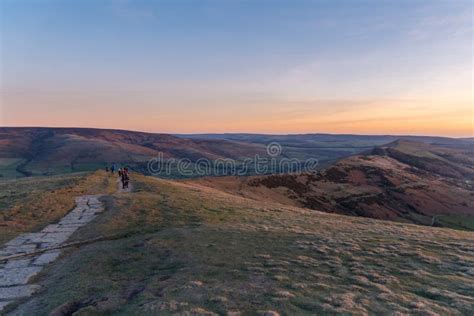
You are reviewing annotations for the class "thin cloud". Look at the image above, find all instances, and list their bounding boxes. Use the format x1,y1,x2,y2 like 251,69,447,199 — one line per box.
407,8,473,40
110,0,156,21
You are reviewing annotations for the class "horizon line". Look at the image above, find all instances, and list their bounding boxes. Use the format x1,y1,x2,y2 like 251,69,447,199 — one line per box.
1,125,472,139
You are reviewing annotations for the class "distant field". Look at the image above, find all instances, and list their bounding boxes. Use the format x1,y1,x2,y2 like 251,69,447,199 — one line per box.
437,214,474,231
0,158,25,178
24,162,109,177
0,157,106,179
8,173,474,315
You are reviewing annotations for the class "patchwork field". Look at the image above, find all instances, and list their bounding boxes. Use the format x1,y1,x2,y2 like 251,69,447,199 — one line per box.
4,173,473,315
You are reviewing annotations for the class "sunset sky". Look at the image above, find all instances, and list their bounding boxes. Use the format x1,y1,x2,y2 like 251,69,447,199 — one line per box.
1,0,472,136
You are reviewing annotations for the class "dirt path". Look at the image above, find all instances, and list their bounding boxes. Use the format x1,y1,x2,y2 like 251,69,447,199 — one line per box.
117,177,133,193
0,195,105,311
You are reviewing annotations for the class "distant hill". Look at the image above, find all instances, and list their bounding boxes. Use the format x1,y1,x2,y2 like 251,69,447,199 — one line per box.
1,127,471,179
372,139,474,179
0,127,267,177
179,132,472,147
189,140,474,230
179,132,473,166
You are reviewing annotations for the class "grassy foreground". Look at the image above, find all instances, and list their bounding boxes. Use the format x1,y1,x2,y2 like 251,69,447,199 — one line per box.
0,171,117,244
5,173,474,315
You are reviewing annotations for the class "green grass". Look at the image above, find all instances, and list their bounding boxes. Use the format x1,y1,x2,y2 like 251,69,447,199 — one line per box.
20,162,109,177
0,158,26,178
437,214,474,231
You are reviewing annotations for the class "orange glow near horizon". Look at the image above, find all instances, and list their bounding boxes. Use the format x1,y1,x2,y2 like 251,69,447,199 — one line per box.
1,1,472,138
1,95,472,137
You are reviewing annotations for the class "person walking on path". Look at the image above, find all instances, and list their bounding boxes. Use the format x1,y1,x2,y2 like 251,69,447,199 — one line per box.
121,169,129,189
111,164,116,174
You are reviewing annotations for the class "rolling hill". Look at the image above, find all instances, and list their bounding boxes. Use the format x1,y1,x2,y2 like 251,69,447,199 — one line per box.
2,128,472,229
2,127,472,178
3,171,474,314
0,127,268,177
1,135,473,313
189,140,474,230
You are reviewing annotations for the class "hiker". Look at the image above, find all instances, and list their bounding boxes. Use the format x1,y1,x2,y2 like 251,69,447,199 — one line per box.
121,170,129,189
118,168,123,177
111,164,115,174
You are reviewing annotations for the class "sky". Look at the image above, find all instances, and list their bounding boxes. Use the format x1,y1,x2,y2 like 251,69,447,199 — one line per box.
0,0,472,136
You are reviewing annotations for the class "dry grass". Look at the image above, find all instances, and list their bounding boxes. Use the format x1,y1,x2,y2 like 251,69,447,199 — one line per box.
0,171,117,244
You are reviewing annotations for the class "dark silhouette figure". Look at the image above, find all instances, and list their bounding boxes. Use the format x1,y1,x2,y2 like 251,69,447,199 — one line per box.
121,171,129,189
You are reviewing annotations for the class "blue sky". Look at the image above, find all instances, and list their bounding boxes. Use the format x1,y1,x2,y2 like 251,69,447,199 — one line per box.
1,0,472,135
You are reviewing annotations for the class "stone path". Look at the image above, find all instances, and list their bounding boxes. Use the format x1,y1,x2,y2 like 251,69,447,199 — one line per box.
0,195,105,311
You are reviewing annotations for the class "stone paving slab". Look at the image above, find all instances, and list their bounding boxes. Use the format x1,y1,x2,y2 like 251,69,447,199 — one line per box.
57,224,83,229
4,259,31,270
39,232,73,245
0,195,105,311
5,244,38,255
21,233,47,243
33,251,61,266
4,238,27,248
0,267,43,286
41,224,79,234
0,285,40,300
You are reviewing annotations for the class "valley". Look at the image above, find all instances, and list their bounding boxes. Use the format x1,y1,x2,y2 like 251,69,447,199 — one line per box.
2,1,472,314
1,128,473,313
2,127,472,178
190,140,474,230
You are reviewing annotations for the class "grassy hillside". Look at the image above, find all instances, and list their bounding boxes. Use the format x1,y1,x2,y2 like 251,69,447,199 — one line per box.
181,133,473,162
0,171,116,243
0,127,268,177
7,173,474,315
376,139,474,180
192,140,474,230
3,127,471,179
